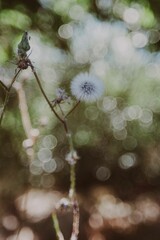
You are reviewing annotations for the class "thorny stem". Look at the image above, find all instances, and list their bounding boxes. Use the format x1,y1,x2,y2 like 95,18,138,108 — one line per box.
0,69,21,126
29,64,69,134
52,213,65,240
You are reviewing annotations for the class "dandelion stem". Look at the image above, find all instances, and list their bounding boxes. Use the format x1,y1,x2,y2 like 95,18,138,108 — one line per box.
52,213,65,240
65,100,80,118
0,69,21,126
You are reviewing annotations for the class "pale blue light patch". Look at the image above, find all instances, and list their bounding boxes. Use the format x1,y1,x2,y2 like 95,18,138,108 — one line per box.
38,148,52,162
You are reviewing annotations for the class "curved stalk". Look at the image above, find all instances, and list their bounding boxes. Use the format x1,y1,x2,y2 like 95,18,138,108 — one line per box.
0,69,21,126
29,64,69,134
52,213,65,240
65,101,80,118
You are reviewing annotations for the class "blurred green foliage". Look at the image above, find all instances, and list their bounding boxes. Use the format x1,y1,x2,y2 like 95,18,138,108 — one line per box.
1,0,160,239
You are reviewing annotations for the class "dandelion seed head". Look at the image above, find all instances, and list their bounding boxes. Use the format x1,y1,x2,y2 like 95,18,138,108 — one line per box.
71,72,104,102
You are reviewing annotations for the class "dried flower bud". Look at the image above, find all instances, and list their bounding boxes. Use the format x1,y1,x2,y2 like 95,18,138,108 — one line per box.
56,88,68,100
51,88,70,106
18,31,30,58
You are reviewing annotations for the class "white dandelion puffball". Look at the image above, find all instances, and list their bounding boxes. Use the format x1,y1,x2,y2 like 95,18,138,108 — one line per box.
71,72,104,102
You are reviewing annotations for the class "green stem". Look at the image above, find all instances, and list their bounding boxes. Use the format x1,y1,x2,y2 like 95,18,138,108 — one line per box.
52,213,65,240
0,69,21,126
69,164,76,199
67,133,74,151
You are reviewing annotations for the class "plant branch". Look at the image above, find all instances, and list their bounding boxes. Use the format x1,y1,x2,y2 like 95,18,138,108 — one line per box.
69,164,76,199
52,213,65,240
0,69,21,126
67,137,79,240
29,63,69,133
70,199,80,240
0,80,9,92
29,61,79,240
58,103,65,117
65,101,80,118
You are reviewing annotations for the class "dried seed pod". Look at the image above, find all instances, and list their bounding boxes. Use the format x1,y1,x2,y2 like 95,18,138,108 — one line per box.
18,31,30,58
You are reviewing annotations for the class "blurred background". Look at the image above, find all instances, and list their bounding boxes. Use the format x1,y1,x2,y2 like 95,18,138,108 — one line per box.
1,0,160,239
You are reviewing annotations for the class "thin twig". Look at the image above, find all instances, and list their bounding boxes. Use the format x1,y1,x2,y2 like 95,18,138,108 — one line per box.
52,213,65,240
67,147,79,240
65,101,80,118
66,130,74,153
58,103,65,117
63,106,80,240
69,164,76,199
0,80,9,92
69,162,80,240
29,63,69,133
0,69,21,126
70,199,80,240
